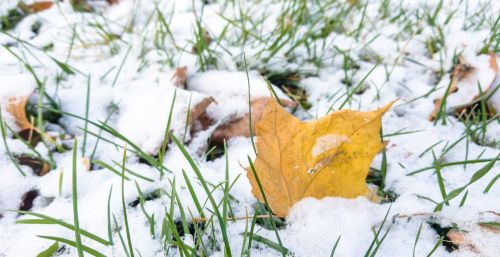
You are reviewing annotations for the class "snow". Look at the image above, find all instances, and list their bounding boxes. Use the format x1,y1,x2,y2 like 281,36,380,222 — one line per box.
115,83,209,153
311,134,350,158
0,0,499,257
188,70,288,121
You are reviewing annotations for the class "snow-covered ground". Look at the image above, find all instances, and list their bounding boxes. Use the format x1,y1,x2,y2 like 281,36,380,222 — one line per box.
0,0,499,256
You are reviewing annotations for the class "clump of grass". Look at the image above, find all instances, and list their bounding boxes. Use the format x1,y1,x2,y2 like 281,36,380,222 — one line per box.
204,141,226,161
0,107,26,176
432,156,498,212
253,203,286,230
456,85,500,148
363,205,392,257
367,168,398,203
0,7,24,31
479,15,500,54
72,138,84,257
264,70,310,110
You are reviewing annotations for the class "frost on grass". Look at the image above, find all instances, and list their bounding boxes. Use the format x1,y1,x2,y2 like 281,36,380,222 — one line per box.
0,0,499,257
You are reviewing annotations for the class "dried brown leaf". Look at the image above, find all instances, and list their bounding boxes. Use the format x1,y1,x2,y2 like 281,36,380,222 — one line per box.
17,156,51,176
7,96,33,131
6,96,45,147
190,96,215,126
171,66,188,88
210,97,296,146
27,1,53,13
191,29,213,54
19,189,39,211
430,53,499,120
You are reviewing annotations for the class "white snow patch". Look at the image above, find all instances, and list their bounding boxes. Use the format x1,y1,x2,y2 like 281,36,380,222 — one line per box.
311,134,350,158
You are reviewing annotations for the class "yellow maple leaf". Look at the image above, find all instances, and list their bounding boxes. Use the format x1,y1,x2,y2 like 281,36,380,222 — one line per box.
246,100,393,217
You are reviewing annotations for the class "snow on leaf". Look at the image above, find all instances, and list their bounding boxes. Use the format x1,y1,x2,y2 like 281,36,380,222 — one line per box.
246,99,393,217
171,66,188,88
430,53,499,120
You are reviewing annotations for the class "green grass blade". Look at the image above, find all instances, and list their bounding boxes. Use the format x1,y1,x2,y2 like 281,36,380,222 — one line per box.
172,135,232,257
181,169,205,218
82,75,91,157
483,174,499,193
16,219,54,224
120,148,134,257
426,236,444,257
93,160,130,181
363,205,392,257
113,214,131,257
107,186,114,245
329,235,341,257
434,156,498,212
51,57,75,75
247,156,286,257
72,139,85,257
413,223,423,257
13,210,109,245
36,242,59,257
432,151,448,205
245,233,289,256
0,107,26,176
38,235,106,257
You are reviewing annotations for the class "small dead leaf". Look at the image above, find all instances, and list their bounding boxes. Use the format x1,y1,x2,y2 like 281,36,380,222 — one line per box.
7,96,33,131
191,112,214,136
17,1,53,13
191,29,213,54
17,156,51,176
171,66,188,88
187,97,216,140
151,96,214,153
453,55,475,81
190,97,214,124
479,223,500,233
19,189,39,212
6,94,63,148
27,1,53,13
17,128,42,146
447,230,468,245
446,230,482,255
210,97,296,146
82,157,91,171
430,53,499,120
7,96,44,146
247,99,393,217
